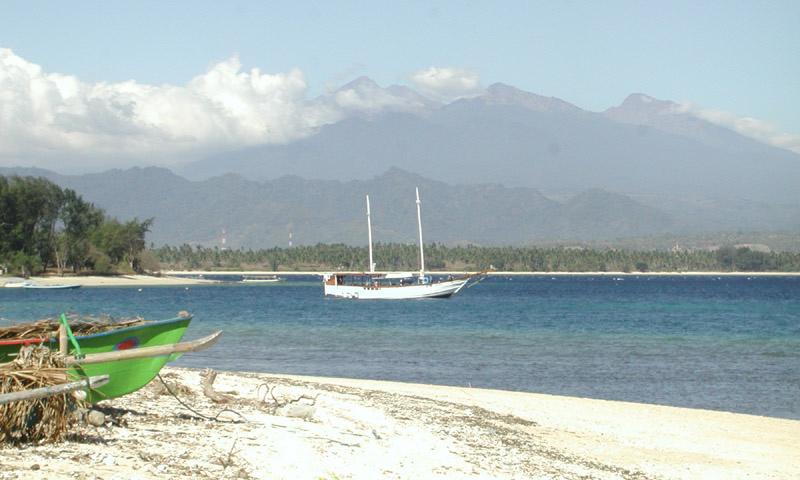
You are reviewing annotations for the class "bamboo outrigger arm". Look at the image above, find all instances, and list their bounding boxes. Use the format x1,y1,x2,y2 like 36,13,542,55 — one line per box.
0,374,110,405
65,330,222,366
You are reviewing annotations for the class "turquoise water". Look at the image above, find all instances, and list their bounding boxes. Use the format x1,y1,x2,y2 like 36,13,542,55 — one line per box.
1,275,798,419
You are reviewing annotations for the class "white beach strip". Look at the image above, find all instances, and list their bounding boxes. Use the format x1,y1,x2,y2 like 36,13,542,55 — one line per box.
1,367,797,479
162,270,800,277
12,274,218,287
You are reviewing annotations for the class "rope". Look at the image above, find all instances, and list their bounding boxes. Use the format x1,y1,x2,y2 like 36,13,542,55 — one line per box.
156,373,246,423
59,313,83,358
466,273,489,289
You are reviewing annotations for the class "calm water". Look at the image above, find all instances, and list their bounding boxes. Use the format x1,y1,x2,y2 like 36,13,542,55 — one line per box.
1,276,798,419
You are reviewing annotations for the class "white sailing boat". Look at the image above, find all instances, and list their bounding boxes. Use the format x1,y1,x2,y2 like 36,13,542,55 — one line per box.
323,188,475,299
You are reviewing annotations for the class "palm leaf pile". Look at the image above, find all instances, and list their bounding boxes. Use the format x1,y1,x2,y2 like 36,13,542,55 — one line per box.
0,315,145,341
0,346,86,444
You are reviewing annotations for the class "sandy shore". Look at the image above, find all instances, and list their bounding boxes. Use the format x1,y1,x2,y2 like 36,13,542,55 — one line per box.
163,270,800,277
1,368,797,479
2,274,217,287
3,272,797,289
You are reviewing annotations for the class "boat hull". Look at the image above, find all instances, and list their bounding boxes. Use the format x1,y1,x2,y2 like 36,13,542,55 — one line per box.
3,282,81,289
0,316,191,402
23,284,81,290
324,277,469,299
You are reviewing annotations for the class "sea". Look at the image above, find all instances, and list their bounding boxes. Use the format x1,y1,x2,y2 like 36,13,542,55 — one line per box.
1,275,798,420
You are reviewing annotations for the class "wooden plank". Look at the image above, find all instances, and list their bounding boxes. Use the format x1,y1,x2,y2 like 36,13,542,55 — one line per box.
65,331,222,366
0,375,110,405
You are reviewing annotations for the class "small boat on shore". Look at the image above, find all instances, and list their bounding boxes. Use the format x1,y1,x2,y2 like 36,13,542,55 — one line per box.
0,314,214,402
242,274,282,283
323,188,478,299
24,283,81,290
3,280,81,289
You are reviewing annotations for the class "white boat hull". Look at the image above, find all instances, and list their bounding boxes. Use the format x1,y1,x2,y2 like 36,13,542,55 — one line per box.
324,277,469,300
23,284,81,290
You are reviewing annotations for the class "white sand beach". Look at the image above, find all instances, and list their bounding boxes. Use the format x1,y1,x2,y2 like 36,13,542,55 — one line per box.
1,367,797,479
3,271,798,290
1,274,216,288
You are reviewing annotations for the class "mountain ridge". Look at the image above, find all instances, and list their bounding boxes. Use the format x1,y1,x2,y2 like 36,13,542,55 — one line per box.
182,80,800,208
0,166,676,248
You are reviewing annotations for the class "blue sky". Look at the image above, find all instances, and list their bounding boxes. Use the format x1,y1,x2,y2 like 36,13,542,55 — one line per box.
2,0,798,127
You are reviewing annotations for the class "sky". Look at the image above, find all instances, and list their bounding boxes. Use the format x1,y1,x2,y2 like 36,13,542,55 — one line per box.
1,0,798,171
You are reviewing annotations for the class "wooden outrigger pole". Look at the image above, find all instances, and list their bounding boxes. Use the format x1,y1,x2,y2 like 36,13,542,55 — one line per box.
0,375,109,405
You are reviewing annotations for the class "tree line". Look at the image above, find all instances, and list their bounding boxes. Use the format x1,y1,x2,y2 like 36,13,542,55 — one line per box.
153,243,800,273
0,176,153,276
4,174,797,276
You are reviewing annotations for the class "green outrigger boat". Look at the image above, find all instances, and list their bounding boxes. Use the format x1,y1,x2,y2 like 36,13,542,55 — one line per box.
0,315,216,403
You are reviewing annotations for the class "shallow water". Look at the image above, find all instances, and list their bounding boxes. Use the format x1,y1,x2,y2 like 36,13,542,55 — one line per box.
1,275,798,419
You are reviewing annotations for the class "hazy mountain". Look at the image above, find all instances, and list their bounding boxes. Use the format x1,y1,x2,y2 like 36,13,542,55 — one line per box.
183,81,800,207
603,93,774,154
5,81,799,246
0,166,675,248
476,83,586,114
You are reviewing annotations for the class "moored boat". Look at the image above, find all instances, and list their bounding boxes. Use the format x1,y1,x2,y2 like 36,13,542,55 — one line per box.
23,283,81,290
3,281,80,289
323,188,479,299
242,274,282,283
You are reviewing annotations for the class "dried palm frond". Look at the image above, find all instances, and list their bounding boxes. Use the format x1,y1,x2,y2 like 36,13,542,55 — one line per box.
0,315,146,341
0,346,86,444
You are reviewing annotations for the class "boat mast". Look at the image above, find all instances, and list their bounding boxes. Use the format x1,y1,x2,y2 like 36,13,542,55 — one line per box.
415,187,425,276
366,195,375,273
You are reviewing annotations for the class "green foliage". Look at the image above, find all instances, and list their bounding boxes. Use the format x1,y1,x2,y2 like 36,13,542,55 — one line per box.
151,243,800,273
0,175,152,276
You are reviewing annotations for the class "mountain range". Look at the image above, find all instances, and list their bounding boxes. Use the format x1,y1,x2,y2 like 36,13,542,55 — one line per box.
185,80,800,208
1,166,676,247
2,79,799,247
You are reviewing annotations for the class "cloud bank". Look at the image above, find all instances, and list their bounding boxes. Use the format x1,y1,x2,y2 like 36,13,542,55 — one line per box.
0,49,447,170
674,102,800,154
0,49,350,169
409,67,482,101
1,48,796,173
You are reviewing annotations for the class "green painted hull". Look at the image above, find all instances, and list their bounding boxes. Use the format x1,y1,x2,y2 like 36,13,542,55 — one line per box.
1,316,191,402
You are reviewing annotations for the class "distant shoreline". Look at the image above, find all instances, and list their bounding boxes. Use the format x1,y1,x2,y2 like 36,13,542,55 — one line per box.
3,271,798,289
164,269,800,277
1,274,216,287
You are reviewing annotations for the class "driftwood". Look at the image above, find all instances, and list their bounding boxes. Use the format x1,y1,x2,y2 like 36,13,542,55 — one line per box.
201,369,234,403
256,382,319,419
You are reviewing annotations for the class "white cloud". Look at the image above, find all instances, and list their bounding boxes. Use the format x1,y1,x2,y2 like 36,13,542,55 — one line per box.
409,66,481,101
673,102,800,154
0,49,343,170
332,77,423,114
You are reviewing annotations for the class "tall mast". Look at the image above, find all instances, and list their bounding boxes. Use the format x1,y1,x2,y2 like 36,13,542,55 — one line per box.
366,195,374,273
415,187,425,276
